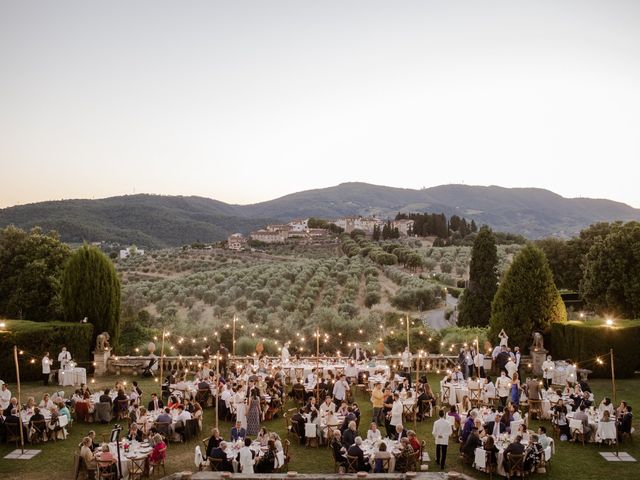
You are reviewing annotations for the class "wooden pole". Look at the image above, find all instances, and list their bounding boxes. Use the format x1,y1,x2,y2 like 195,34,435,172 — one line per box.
316,328,320,403
414,353,419,431
232,316,236,358
610,349,616,405
215,354,220,430
159,331,165,388
406,315,410,351
13,346,25,454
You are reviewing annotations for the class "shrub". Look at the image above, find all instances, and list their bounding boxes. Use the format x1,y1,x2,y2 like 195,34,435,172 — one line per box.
550,320,640,378
0,319,94,381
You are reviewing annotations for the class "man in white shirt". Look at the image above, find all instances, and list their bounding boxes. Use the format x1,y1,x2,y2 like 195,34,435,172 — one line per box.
474,351,485,378
0,382,11,411
367,422,382,442
495,371,511,406
174,405,192,439
42,352,51,386
332,374,350,407
514,346,521,371
542,355,554,389
432,409,453,469
58,347,71,370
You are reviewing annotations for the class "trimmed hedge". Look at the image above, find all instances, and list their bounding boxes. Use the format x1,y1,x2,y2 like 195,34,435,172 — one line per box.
0,319,94,382
550,320,640,378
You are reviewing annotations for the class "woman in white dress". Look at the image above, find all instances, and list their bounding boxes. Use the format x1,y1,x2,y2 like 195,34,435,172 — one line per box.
389,393,403,437
234,387,248,430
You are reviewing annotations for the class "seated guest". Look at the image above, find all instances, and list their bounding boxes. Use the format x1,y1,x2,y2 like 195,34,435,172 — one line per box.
552,400,570,438
484,435,499,467
340,406,357,433
80,436,97,471
407,430,420,453
167,395,181,410
523,434,544,472
126,422,143,442
148,433,167,466
618,406,633,442
346,436,369,471
372,441,394,473
148,393,164,412
461,410,477,443
447,405,461,433
394,437,415,473
331,430,347,469
87,430,99,451
256,427,270,447
28,407,46,430
367,422,382,442
99,389,112,405
342,420,358,448
599,397,615,415
485,412,507,438
174,404,192,439
155,408,173,436
572,404,592,440
58,401,72,423
537,426,551,449
462,427,482,460
256,439,277,473
39,394,54,410
395,423,408,440
502,435,525,471
209,441,234,472
206,428,222,458
291,408,307,443
97,443,117,474
230,420,246,442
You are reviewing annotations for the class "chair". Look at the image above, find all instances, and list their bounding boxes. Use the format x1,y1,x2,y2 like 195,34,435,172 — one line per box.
95,402,113,424
374,457,391,473
195,389,211,407
116,399,130,421
528,399,542,420
74,451,89,480
208,457,224,472
441,384,451,405
5,422,22,447
469,388,483,408
345,454,359,473
289,419,303,445
154,421,172,438
274,440,291,473
569,419,585,445
29,419,47,444
129,456,147,480
485,450,498,480
292,385,306,405
96,461,116,480
403,403,416,423
420,399,433,420
506,452,526,479
305,422,319,447
150,445,167,477
408,449,421,472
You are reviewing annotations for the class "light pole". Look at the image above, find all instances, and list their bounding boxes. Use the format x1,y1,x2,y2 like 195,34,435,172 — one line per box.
232,315,237,358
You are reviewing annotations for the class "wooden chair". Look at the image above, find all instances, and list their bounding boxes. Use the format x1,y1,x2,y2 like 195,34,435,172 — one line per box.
469,388,483,408
150,445,167,477
96,461,116,480
294,368,304,380
345,454,359,473
154,421,172,439
506,453,526,479
116,399,130,421
208,457,224,472
374,457,390,473
6,422,22,447
128,456,148,480
403,403,416,423
292,385,306,405
441,384,451,406
550,412,561,438
275,439,292,473
485,450,498,480
528,400,542,420
289,419,303,445
569,419,585,446
420,399,433,420
29,419,47,444
195,389,211,407
73,451,88,480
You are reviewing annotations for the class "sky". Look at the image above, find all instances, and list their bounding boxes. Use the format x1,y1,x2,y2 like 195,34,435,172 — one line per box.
1,1,639,208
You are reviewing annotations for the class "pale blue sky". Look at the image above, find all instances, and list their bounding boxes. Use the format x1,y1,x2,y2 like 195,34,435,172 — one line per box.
1,1,639,208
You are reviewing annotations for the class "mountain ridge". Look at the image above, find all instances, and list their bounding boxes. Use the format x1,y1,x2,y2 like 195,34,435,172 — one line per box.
1,183,639,247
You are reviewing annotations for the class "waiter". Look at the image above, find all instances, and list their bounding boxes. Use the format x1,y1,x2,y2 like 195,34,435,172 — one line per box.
42,352,51,385
58,347,72,370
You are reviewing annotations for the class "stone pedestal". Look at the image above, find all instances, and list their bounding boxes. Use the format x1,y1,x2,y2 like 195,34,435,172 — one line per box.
531,348,548,376
93,348,111,376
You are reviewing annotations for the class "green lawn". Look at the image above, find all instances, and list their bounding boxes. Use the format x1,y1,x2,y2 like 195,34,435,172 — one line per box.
0,374,638,480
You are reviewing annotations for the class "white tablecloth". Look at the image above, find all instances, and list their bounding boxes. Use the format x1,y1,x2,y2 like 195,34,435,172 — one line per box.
59,367,87,386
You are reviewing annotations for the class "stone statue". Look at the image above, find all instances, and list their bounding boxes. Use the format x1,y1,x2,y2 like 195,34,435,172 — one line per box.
532,331,544,350
95,332,111,351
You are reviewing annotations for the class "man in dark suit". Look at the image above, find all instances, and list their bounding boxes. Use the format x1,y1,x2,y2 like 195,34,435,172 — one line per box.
503,435,525,470
209,441,234,472
462,427,483,459
484,413,507,438
148,393,164,412
495,347,511,374
347,436,370,471
291,409,306,443
230,420,246,442
340,407,357,433
28,407,46,430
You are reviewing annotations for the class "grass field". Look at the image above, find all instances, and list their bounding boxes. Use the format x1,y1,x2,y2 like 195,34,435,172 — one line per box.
0,374,638,480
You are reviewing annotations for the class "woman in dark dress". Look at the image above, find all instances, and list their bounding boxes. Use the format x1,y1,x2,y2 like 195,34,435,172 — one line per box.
256,439,278,473
246,387,261,436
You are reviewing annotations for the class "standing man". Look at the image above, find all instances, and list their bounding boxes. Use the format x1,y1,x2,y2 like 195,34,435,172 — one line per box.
432,409,453,470
218,343,229,377
42,352,51,385
401,346,412,387
370,382,384,426
332,374,350,407
58,347,71,370
495,371,511,407
473,349,485,378
542,355,554,389
202,344,211,363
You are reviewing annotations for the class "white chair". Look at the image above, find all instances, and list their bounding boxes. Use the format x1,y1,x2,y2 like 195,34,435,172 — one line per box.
509,420,523,435
305,422,319,447
596,421,617,444
569,419,585,445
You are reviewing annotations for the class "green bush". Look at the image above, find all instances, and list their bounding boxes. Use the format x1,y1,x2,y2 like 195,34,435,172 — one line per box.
0,319,94,381
549,320,640,378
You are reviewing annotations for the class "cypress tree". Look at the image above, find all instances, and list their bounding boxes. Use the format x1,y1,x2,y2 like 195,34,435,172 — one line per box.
61,244,121,347
458,226,499,327
489,244,566,349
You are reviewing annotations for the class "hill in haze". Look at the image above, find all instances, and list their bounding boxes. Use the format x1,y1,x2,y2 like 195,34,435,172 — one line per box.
1,183,639,246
